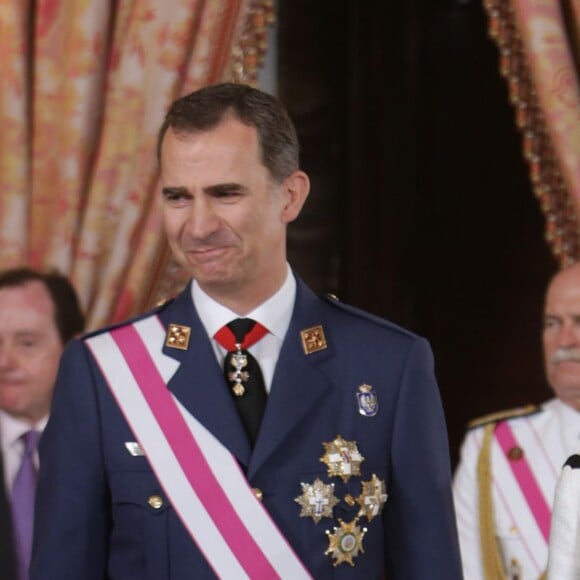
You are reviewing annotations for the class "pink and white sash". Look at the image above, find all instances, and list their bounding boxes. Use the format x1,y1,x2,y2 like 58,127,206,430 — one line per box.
86,316,311,580
495,421,552,543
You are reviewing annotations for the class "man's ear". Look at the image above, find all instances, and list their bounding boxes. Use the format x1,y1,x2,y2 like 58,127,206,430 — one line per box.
280,170,310,224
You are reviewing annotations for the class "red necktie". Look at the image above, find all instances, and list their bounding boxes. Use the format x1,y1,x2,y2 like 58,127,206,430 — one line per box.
214,318,268,446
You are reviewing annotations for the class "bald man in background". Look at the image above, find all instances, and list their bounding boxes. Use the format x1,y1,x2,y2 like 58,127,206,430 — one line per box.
454,263,580,579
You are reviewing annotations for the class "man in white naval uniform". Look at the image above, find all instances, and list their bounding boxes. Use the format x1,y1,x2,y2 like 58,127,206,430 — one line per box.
453,263,580,579
547,453,580,579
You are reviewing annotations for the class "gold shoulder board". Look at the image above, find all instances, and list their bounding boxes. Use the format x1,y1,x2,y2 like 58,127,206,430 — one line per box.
467,404,540,430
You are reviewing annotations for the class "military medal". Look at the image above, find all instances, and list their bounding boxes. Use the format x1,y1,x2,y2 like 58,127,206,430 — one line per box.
356,474,388,522
320,435,365,483
356,384,379,417
124,441,146,457
228,344,250,397
165,323,191,350
300,325,327,354
294,478,339,523
325,518,367,566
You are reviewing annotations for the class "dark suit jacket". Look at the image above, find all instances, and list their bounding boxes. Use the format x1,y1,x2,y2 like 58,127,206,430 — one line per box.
31,276,463,579
0,453,16,579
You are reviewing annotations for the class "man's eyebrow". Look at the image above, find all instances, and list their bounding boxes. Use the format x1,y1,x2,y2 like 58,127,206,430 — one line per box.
161,186,189,196
14,330,43,338
204,183,249,195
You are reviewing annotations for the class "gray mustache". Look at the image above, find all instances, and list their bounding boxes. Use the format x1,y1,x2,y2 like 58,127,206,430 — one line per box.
552,348,580,363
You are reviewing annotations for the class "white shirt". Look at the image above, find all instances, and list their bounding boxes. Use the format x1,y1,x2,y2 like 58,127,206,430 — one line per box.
0,410,48,496
192,265,296,393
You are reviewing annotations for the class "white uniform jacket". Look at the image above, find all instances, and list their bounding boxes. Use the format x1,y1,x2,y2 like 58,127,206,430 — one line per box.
547,453,580,580
453,398,579,579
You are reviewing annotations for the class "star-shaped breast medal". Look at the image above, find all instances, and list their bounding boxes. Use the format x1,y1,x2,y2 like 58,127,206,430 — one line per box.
294,478,339,523
320,435,365,483
325,518,367,566
356,474,388,521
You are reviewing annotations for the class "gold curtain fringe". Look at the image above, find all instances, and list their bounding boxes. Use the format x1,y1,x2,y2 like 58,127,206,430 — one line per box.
229,0,275,85
483,0,578,267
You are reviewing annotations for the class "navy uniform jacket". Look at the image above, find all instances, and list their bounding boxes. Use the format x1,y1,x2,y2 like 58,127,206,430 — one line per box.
31,277,462,579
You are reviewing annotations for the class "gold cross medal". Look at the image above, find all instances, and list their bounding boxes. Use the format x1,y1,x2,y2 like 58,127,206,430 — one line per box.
294,478,339,524
325,518,367,566
356,474,388,522
228,345,249,397
320,435,365,483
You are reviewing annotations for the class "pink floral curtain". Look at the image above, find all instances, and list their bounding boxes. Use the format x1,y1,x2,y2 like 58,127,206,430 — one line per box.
0,0,273,329
484,0,580,266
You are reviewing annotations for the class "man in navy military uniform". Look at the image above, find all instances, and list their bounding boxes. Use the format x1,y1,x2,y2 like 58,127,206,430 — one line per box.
31,83,462,579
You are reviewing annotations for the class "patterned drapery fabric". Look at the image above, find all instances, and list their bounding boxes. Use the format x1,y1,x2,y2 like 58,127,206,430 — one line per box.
0,0,274,328
484,0,580,266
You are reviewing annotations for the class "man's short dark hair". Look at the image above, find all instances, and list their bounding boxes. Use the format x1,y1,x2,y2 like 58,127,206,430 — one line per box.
157,83,300,183
0,267,85,345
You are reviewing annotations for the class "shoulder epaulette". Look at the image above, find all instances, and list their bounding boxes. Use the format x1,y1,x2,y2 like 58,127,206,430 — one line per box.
321,293,418,340
467,404,540,430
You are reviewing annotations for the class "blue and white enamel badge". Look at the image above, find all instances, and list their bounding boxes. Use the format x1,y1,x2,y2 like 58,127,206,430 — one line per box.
357,384,378,417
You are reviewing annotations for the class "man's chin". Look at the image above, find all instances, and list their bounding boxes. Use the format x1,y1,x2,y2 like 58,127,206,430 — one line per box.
550,364,580,384
0,399,26,419
560,396,580,411
552,382,580,408
172,259,228,284
194,269,237,291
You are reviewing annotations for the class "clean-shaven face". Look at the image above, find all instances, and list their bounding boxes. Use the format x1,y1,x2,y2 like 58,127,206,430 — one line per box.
160,118,290,311
0,281,63,424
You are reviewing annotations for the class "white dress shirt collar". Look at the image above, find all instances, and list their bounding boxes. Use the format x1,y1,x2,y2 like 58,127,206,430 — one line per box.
0,410,48,449
191,264,296,341
191,265,296,393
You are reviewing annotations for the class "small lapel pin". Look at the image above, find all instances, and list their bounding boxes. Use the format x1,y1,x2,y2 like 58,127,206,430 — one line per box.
125,442,146,456
300,325,327,355
165,323,191,350
357,384,379,417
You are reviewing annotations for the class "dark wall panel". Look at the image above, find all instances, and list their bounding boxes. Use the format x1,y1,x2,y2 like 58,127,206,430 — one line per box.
278,0,557,466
